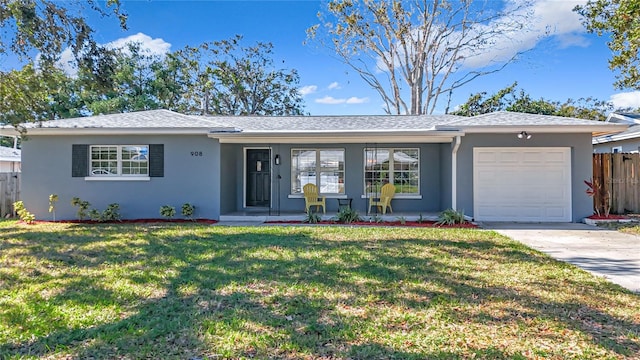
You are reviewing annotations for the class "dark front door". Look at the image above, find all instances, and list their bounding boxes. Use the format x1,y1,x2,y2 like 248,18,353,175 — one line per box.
246,149,271,207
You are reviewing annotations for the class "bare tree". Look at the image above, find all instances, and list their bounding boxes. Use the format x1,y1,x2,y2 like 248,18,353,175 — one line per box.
308,0,534,114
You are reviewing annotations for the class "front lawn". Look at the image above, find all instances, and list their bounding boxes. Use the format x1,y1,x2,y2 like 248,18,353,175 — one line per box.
1,221,638,359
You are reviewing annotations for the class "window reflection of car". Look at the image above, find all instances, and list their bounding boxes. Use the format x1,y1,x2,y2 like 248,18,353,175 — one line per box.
91,168,112,175
130,154,148,161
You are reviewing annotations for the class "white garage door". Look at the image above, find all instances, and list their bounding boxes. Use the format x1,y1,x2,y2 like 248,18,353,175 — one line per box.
473,147,572,222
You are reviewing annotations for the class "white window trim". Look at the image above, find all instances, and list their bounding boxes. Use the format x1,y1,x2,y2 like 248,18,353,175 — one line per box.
291,148,345,195
363,147,420,196
90,145,149,177
85,176,150,181
612,146,623,153
360,194,422,200
288,194,348,199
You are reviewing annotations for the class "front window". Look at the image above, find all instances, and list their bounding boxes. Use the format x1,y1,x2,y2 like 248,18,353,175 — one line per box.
90,145,149,176
291,149,345,194
365,148,419,195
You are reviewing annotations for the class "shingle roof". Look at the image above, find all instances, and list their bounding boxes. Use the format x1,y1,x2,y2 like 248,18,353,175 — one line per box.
17,109,217,129
593,124,640,144
0,146,20,161
0,109,627,136
438,111,611,127
196,114,463,132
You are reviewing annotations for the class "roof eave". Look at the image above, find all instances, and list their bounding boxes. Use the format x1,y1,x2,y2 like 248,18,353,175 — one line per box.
438,124,628,134
208,130,464,144
3,128,212,136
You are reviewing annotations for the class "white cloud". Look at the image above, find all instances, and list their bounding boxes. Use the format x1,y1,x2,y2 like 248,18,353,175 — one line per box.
328,81,341,90
299,85,318,96
55,32,171,76
315,96,369,105
609,92,640,109
346,97,369,104
375,0,590,71
315,96,345,104
461,0,589,68
106,32,171,56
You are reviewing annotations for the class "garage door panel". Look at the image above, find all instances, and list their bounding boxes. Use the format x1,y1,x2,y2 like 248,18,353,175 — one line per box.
474,147,571,222
498,152,519,163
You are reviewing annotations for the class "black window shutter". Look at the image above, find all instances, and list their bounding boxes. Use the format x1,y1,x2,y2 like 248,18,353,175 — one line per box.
72,144,89,177
149,144,164,177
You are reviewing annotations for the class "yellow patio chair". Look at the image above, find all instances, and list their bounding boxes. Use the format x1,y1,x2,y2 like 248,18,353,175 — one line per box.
368,183,395,214
303,183,326,214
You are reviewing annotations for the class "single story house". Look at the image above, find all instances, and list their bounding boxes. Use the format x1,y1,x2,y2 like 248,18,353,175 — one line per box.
593,112,640,153
0,145,20,173
0,109,626,222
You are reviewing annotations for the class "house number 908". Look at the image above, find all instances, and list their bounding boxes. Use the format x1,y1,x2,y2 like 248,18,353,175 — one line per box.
191,151,203,156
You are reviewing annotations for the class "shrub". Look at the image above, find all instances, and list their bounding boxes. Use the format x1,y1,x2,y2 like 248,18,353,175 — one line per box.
436,208,466,225
88,209,102,222
160,205,176,219
102,203,122,222
13,201,35,224
71,197,91,220
303,208,321,224
181,203,195,220
585,178,611,217
335,207,361,224
48,194,59,221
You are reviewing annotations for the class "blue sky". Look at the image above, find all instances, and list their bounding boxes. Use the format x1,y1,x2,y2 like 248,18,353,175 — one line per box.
13,0,640,115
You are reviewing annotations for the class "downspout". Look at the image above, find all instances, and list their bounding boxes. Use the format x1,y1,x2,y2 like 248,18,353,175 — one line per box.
451,136,462,211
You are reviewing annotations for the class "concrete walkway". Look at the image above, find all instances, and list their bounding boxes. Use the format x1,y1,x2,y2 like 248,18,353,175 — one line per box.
482,222,640,293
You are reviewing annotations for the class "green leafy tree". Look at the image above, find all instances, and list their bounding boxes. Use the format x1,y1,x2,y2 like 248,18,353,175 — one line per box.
451,82,519,117
169,36,305,115
77,42,163,115
0,0,127,127
0,136,18,148
0,0,126,65
452,83,613,120
575,1,640,89
308,0,533,114
0,63,75,128
209,37,304,115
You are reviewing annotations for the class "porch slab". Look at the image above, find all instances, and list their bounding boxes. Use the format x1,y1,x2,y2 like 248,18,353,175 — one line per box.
219,211,441,223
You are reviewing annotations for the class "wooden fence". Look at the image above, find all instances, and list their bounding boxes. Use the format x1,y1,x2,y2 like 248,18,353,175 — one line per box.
0,172,20,218
593,153,640,214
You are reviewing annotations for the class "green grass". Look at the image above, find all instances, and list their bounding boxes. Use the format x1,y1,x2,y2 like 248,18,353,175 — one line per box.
598,221,640,235
0,220,638,359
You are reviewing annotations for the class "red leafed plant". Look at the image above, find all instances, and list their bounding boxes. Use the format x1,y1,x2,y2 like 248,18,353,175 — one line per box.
584,178,611,217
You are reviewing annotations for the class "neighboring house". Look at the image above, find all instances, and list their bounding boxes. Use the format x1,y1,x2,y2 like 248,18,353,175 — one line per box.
0,110,626,222
593,112,640,153
0,146,20,172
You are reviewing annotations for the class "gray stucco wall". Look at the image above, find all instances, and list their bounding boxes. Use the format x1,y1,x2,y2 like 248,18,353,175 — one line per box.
593,139,640,153
455,133,594,222
439,143,453,211
220,143,241,215
220,143,445,215
21,135,221,220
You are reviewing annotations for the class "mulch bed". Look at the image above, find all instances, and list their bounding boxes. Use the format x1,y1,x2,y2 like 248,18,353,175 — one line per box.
264,220,477,228
585,214,629,220
22,219,218,225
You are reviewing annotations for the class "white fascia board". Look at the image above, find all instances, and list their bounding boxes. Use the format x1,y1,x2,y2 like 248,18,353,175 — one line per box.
592,131,640,144
446,125,628,134
8,128,211,136
0,128,20,136
209,131,464,144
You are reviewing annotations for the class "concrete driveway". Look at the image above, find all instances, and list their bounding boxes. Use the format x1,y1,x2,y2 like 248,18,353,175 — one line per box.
482,222,640,293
